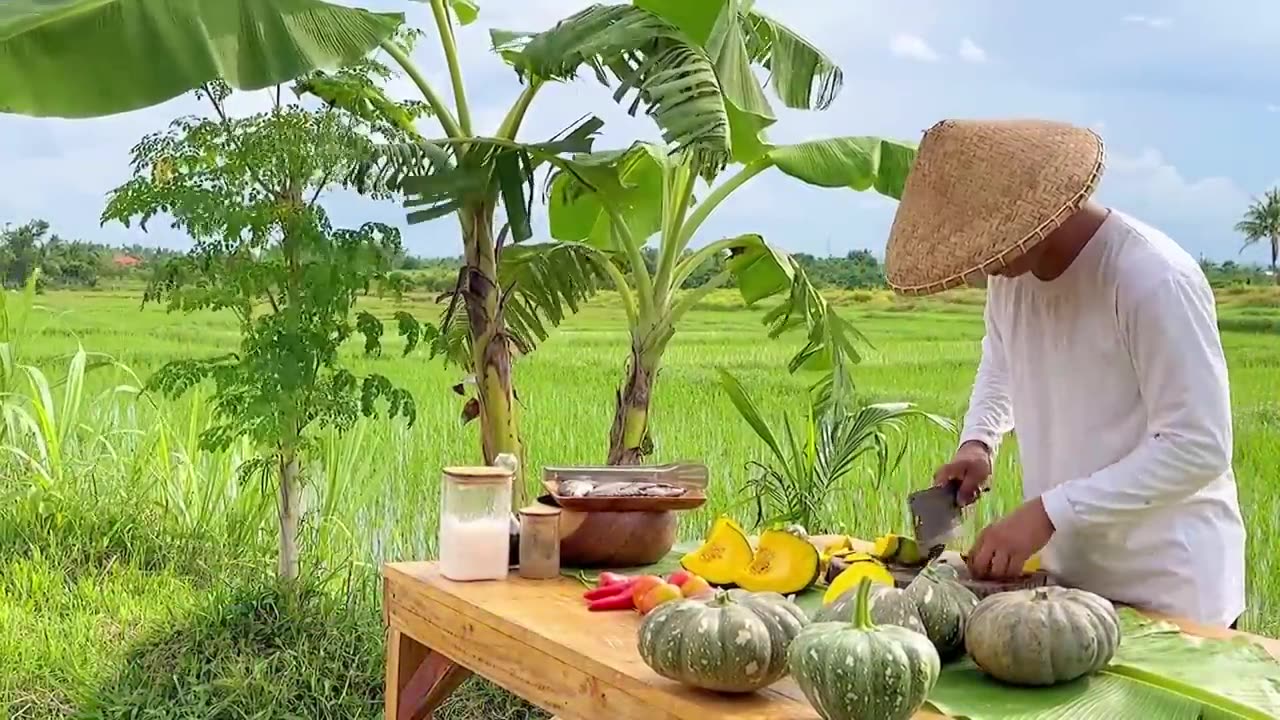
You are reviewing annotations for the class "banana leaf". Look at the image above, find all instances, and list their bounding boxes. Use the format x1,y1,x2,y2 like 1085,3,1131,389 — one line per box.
0,0,404,118
927,609,1280,719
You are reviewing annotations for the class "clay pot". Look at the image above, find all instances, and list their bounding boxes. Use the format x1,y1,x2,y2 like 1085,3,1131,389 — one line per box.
535,495,677,568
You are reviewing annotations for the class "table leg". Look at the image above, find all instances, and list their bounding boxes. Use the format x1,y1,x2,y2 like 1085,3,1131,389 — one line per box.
385,628,473,720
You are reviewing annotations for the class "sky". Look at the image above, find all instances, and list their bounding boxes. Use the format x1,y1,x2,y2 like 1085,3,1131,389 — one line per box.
2,0,1278,264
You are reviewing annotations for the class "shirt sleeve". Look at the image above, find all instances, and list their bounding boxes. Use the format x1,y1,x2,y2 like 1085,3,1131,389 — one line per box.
958,293,1016,453
1040,272,1233,532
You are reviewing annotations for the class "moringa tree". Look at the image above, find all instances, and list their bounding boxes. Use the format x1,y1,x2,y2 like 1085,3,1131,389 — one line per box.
1234,188,1280,284
101,73,420,581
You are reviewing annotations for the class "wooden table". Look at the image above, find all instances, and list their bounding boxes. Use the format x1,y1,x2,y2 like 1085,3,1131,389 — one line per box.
382,562,1280,720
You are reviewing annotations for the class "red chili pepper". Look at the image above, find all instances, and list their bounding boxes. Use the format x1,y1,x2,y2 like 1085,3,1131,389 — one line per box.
583,577,638,601
588,591,635,611
597,571,630,587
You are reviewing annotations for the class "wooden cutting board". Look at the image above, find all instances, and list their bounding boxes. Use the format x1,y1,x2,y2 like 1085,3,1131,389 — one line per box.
826,551,1055,598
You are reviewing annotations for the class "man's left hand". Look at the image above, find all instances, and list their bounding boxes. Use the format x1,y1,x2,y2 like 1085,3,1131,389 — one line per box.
967,497,1056,580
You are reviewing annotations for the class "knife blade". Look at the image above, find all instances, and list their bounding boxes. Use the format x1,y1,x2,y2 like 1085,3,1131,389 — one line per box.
908,480,963,551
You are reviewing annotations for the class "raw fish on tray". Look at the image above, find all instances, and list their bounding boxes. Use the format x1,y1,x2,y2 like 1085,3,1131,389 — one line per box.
558,480,595,497
555,480,688,498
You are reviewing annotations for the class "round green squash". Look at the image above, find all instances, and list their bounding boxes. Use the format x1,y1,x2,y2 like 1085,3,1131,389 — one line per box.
789,578,941,720
903,562,978,660
965,586,1122,686
637,588,809,693
815,581,927,638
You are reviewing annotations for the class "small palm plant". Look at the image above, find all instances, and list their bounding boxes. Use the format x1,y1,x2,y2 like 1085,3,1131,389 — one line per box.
1234,187,1280,284
717,368,955,534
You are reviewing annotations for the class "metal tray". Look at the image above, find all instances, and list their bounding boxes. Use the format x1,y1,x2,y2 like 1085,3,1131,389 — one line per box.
541,462,708,512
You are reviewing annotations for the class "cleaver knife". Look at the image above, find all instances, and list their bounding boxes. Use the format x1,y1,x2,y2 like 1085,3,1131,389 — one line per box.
908,480,964,553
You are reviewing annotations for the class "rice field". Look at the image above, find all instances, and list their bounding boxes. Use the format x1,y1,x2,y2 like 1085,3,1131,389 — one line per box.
2,284,1278,718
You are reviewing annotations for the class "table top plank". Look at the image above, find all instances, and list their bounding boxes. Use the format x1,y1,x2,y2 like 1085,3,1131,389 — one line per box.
385,559,1279,719
385,562,947,719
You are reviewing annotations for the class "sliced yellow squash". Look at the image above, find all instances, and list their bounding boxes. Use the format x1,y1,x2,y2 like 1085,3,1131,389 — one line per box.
822,556,896,605
871,533,926,565
680,516,753,585
734,528,822,595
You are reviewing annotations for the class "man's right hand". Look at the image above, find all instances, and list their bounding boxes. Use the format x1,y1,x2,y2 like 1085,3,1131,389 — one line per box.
933,440,993,506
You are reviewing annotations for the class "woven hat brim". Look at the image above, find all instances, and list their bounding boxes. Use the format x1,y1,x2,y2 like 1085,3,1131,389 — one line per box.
884,119,1106,296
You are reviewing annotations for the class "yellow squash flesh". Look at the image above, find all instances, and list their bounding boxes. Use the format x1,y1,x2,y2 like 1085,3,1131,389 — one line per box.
734,528,822,595
680,516,754,585
871,533,926,565
823,554,896,605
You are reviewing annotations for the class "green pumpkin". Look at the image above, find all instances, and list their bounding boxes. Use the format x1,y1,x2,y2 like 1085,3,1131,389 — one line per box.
815,581,926,638
789,578,940,720
637,588,809,693
965,586,1121,686
903,562,978,660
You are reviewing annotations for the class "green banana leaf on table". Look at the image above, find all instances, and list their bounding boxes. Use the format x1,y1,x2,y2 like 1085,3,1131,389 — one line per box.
928,611,1280,719
566,548,1280,718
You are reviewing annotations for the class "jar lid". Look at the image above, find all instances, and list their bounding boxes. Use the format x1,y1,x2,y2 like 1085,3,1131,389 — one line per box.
443,466,513,485
519,503,561,517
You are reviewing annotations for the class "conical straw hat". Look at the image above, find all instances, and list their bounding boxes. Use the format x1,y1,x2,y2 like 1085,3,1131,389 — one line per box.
884,118,1105,296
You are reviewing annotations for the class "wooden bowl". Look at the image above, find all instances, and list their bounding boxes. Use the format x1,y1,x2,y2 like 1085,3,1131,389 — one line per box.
535,495,677,568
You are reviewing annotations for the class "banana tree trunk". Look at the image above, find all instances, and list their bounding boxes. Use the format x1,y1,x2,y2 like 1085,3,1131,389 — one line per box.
461,200,527,508
607,336,665,466
277,448,302,581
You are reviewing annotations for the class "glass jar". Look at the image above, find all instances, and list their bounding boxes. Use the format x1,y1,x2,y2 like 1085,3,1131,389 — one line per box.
517,503,561,580
438,466,513,582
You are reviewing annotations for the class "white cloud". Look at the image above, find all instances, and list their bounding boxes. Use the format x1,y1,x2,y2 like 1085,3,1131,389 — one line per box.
890,34,940,62
1102,147,1261,260
1266,104,1280,113
958,38,988,63
1122,14,1173,28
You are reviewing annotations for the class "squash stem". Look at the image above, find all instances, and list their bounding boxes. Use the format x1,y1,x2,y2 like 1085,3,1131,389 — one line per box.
853,578,875,629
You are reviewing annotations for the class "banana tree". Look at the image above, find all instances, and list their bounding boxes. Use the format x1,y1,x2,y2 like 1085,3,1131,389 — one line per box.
492,1,916,463
344,0,853,493
518,135,914,464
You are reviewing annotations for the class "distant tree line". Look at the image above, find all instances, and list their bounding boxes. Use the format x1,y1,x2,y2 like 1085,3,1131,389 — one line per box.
392,248,1275,294
0,218,187,289
4,217,1273,294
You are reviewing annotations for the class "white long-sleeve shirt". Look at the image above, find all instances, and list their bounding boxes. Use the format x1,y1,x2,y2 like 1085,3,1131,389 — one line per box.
960,210,1246,627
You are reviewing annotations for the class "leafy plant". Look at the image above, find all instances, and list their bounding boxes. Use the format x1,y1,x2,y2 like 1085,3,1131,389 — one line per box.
522,134,913,464
325,0,849,494
479,2,917,464
717,368,955,533
100,78,419,581
1234,187,1280,284
0,0,404,119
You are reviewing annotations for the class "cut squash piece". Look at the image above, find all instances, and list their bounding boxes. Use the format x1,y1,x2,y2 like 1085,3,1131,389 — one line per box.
822,556,895,605
734,528,822,595
809,534,853,558
680,516,753,585
1022,553,1042,574
871,533,926,566
812,535,854,578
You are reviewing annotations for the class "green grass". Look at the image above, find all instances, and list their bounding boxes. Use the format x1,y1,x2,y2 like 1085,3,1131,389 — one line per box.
2,285,1278,718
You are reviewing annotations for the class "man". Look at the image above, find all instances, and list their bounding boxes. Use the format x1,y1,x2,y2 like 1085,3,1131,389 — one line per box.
883,118,1247,628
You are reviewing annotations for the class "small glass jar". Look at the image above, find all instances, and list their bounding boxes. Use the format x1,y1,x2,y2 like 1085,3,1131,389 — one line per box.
438,466,513,582
517,504,561,580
